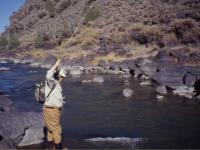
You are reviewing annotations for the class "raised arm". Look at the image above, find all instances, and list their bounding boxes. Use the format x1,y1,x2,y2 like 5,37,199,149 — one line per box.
46,59,61,81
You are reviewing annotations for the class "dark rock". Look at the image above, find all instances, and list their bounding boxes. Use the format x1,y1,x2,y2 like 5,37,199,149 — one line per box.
152,71,184,87
0,111,44,147
172,85,194,99
154,50,178,64
156,85,168,95
139,62,158,78
183,72,198,86
97,37,127,56
118,59,137,70
70,68,82,76
93,76,104,83
122,88,133,98
0,95,15,112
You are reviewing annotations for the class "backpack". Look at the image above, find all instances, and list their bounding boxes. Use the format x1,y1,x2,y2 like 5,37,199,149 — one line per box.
35,80,58,103
35,81,46,103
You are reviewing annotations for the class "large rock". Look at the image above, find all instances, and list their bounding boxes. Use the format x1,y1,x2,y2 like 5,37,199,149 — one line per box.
0,95,15,112
0,67,10,71
140,81,152,86
0,95,44,149
139,62,158,77
0,60,7,64
156,85,168,95
0,112,44,147
93,76,104,83
70,69,82,76
122,89,133,98
18,127,44,147
152,71,184,87
172,85,194,99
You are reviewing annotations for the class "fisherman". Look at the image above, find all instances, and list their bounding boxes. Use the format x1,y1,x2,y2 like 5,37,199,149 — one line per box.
43,59,66,149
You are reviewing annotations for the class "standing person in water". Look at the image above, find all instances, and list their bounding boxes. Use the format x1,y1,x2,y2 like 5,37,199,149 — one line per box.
43,59,66,149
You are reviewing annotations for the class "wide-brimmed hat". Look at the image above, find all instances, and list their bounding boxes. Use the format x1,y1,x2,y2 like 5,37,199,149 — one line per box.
59,68,66,78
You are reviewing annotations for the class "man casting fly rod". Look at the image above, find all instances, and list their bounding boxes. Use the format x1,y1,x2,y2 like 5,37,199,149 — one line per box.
43,59,66,149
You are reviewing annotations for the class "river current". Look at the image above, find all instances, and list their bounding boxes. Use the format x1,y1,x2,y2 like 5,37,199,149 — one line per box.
0,61,200,149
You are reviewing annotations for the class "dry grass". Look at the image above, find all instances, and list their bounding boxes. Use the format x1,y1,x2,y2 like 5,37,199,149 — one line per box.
127,44,159,59
18,46,90,61
64,27,102,49
109,31,130,44
90,52,127,65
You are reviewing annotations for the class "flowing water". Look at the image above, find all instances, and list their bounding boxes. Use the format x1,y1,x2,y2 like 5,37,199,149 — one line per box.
1,62,200,149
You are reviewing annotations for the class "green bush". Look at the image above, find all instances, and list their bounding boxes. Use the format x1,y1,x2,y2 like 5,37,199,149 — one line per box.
46,0,56,18
8,35,20,49
85,5,101,24
0,37,8,49
34,32,50,48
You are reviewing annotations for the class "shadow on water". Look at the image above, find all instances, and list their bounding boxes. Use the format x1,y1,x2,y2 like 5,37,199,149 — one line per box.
1,62,200,149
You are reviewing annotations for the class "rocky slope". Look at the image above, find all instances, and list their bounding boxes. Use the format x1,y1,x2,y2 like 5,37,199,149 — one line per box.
0,0,199,62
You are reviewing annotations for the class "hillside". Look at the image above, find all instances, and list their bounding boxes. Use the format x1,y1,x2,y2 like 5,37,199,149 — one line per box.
0,0,199,65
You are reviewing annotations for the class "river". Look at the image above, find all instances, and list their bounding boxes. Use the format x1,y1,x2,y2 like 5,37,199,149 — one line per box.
0,61,200,149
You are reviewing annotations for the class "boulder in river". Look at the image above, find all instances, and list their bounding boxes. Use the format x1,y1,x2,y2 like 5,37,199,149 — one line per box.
70,69,82,76
0,95,15,112
0,67,10,71
151,71,185,87
156,85,168,95
122,88,133,98
140,81,152,86
81,80,92,84
0,60,7,64
172,85,194,99
156,95,165,100
93,76,104,83
138,62,158,78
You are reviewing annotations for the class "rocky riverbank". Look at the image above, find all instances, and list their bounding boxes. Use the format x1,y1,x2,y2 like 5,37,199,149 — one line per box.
0,93,44,149
1,47,200,100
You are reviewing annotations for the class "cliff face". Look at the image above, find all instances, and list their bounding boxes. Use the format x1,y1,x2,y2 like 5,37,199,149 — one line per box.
1,0,200,52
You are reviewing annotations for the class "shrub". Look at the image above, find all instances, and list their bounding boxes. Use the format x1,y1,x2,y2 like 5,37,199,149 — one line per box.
170,18,197,39
58,0,71,13
34,32,50,48
46,0,56,18
38,12,47,19
162,33,178,47
182,31,196,44
85,5,101,24
8,35,20,49
128,23,163,45
0,37,8,49
128,23,145,42
109,31,130,44
141,25,163,44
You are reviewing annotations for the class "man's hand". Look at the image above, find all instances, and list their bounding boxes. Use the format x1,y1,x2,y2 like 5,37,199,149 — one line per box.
52,59,61,69
55,59,61,67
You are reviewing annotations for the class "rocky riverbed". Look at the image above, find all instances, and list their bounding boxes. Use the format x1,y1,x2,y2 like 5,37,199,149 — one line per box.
1,47,200,100
1,51,200,149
